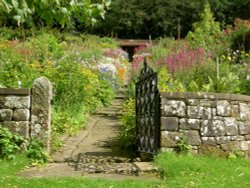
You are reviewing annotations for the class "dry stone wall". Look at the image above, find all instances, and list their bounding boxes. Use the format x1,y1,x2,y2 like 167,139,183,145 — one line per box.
0,77,52,152
160,92,250,157
0,89,30,138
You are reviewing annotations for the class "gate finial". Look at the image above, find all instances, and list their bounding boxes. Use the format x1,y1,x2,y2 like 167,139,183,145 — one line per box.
139,57,154,80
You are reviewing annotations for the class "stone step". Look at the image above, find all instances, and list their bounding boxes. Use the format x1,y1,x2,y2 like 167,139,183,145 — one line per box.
95,111,123,117
117,88,127,95
95,106,124,116
111,99,125,106
98,105,122,110
76,162,139,175
115,94,126,99
74,154,158,175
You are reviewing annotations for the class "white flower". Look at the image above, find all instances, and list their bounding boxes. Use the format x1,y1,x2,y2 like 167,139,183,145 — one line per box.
18,80,22,88
97,63,117,76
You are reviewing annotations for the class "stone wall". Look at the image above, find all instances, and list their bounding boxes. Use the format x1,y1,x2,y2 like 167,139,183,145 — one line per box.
160,92,250,157
0,77,52,152
0,88,31,139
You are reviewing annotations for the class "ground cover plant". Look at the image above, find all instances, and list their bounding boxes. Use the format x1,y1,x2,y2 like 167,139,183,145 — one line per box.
0,126,48,164
0,126,24,160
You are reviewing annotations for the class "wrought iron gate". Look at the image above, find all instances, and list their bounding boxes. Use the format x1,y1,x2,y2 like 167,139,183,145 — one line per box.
136,60,160,155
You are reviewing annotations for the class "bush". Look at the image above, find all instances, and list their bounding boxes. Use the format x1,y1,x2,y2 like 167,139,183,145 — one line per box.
0,126,24,160
0,125,48,163
119,98,136,149
26,139,48,164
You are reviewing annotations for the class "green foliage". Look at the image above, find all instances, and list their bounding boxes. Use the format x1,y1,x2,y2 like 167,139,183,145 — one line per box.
26,139,48,164
97,78,116,106
52,107,87,138
158,67,186,92
90,0,203,39
228,18,250,52
119,98,136,149
138,35,249,95
240,79,250,95
209,0,250,25
0,0,111,28
176,137,192,155
89,0,249,39
0,125,48,163
0,126,24,160
187,2,224,55
228,150,245,159
165,60,243,94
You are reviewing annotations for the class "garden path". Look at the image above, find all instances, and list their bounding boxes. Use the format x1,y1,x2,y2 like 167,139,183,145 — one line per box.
18,87,159,180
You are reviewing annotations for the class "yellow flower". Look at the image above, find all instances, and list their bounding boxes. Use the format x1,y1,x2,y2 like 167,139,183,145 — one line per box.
227,56,232,61
221,55,226,59
47,61,52,65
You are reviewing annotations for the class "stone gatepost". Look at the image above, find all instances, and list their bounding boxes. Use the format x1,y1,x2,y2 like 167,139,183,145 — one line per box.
31,77,52,153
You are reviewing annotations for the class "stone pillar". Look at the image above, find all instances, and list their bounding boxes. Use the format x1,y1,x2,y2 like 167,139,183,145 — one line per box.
31,77,52,153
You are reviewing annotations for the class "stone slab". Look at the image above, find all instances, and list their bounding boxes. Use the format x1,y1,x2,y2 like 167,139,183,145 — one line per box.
160,92,250,102
0,88,30,95
133,162,158,172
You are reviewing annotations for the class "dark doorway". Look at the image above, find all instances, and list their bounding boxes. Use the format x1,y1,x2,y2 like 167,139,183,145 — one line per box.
117,39,154,62
121,46,135,62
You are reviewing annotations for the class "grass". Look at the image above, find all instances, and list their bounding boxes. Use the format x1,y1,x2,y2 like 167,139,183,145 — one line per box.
0,177,162,188
154,152,250,188
0,153,250,188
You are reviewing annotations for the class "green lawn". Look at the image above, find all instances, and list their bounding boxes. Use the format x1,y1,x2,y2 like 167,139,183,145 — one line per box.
0,153,250,188
154,152,250,188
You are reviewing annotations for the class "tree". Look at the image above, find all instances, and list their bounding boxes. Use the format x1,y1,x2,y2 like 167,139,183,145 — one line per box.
0,0,111,28
208,0,250,26
89,0,204,39
187,2,222,52
88,0,250,39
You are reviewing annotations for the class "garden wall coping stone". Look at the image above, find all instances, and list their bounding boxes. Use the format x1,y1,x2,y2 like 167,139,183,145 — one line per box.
0,88,30,95
161,92,250,102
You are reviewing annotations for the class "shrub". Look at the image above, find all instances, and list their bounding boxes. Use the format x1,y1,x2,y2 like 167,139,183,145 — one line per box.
187,2,224,56
119,98,136,149
0,126,24,160
26,139,48,164
225,18,250,52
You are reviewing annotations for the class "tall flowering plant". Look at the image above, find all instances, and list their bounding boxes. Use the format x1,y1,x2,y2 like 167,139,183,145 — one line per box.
157,42,208,75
